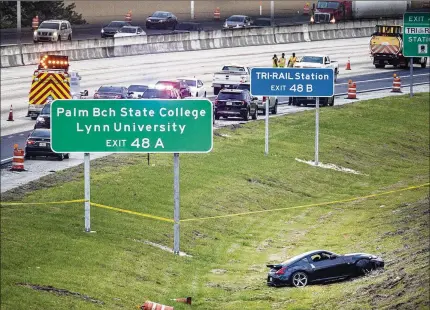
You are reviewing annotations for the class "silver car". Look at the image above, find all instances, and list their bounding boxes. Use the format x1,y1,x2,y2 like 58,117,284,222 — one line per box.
223,15,253,29
33,20,72,43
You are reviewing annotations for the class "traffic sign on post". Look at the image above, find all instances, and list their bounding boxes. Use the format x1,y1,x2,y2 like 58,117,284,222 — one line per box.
403,12,430,57
50,99,213,153
250,68,335,97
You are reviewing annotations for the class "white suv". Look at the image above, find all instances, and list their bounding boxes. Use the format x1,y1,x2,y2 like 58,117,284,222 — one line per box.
34,20,72,43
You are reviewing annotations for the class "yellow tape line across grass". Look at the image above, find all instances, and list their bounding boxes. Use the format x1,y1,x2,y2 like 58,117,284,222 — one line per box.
0,183,428,223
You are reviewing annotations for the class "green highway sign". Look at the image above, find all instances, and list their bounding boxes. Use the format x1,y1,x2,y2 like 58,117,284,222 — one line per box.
51,99,213,153
403,12,430,57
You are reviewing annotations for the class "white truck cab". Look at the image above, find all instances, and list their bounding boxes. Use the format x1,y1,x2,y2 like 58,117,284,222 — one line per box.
212,64,251,95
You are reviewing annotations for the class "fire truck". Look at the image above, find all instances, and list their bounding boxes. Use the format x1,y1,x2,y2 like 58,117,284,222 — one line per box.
27,55,88,119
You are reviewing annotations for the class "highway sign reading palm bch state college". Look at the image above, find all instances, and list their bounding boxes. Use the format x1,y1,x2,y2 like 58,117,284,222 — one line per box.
403,12,430,57
50,99,213,153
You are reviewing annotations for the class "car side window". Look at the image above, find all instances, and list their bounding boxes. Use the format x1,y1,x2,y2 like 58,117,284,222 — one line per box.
61,23,67,30
198,80,203,87
326,56,330,63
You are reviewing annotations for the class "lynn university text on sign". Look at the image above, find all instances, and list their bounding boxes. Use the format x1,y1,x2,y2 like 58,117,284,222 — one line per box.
249,68,335,97
50,99,213,153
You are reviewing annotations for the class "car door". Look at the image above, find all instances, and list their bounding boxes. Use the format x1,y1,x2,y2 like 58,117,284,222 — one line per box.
60,22,67,39
308,252,333,280
323,253,349,278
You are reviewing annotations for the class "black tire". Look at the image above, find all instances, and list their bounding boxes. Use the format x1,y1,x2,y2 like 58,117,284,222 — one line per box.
355,259,373,276
251,107,257,120
291,271,308,287
322,98,328,107
64,154,70,159
242,108,250,121
374,64,385,68
58,153,64,161
329,96,334,106
68,34,72,41
214,87,221,95
421,61,427,68
271,100,278,114
215,113,220,120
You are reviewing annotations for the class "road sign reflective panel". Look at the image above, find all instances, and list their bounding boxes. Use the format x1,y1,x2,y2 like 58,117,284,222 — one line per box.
250,68,335,97
403,12,430,57
50,99,213,153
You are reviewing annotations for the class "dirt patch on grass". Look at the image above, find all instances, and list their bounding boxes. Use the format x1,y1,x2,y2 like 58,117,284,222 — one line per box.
16,283,104,304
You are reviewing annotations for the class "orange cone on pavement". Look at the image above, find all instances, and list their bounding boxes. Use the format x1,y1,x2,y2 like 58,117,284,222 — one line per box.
347,80,357,99
392,74,402,93
140,300,174,310
7,104,14,121
10,144,26,172
171,297,192,305
345,57,351,70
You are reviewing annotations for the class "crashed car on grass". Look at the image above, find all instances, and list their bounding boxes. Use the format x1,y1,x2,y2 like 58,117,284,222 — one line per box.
267,250,384,287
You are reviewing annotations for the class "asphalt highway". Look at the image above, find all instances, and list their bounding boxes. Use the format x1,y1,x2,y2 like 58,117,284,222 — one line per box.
1,68,428,162
0,16,309,46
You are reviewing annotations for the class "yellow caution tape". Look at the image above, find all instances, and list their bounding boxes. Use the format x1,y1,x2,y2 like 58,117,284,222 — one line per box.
0,199,86,206
180,182,430,222
90,202,174,223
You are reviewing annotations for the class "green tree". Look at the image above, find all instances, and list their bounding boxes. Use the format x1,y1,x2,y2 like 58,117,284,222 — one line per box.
0,1,86,28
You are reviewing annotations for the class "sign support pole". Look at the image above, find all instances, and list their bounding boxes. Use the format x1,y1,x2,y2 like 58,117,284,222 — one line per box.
173,153,180,255
190,1,195,19
270,1,274,26
84,152,91,232
409,58,413,98
315,97,319,166
17,1,22,60
265,100,269,156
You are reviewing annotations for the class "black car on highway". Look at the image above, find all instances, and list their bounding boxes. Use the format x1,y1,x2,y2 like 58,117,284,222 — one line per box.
146,11,178,30
34,103,51,129
267,250,384,288
101,21,132,38
25,128,69,160
94,86,131,99
214,89,258,121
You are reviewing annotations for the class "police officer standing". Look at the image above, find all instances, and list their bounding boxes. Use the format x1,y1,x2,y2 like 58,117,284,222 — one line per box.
279,53,286,68
272,54,278,67
287,53,297,67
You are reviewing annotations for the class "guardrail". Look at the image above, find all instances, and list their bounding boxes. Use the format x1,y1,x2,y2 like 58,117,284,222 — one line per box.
1,19,402,68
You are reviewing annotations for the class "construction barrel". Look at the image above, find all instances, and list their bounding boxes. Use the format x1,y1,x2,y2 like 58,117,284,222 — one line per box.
125,10,132,22
347,80,357,99
32,16,39,30
303,3,310,15
10,144,25,172
214,7,221,20
392,74,402,92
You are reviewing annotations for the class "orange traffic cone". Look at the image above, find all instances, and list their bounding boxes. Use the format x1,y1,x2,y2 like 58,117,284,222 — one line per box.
345,58,351,70
171,297,192,305
7,104,14,121
392,74,402,93
140,300,174,310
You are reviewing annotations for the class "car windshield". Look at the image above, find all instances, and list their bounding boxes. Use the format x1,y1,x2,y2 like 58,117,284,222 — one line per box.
41,104,51,115
222,66,246,71
236,84,250,91
119,27,137,33
108,22,127,28
178,79,196,87
39,22,60,30
317,1,340,9
218,92,244,100
152,11,169,18
142,89,174,99
128,85,148,92
300,56,324,63
227,16,245,22
31,129,51,138
98,86,123,93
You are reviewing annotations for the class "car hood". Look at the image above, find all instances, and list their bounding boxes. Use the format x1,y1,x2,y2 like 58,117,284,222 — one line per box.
103,27,122,32
294,62,323,68
225,21,245,26
37,28,58,32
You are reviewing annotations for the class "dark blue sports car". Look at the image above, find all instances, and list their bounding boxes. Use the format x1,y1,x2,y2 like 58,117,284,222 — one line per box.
267,250,384,287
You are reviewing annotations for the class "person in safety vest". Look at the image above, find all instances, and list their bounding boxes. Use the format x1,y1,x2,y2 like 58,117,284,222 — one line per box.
278,53,286,68
272,54,278,67
287,53,297,67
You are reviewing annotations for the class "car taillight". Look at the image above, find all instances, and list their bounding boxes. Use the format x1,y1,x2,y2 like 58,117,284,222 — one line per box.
27,140,35,145
242,101,246,105
94,93,99,98
214,100,218,105
263,96,267,102
275,266,287,275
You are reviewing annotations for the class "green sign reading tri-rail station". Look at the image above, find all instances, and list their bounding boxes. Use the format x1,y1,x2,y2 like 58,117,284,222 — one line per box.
403,12,430,57
50,99,213,153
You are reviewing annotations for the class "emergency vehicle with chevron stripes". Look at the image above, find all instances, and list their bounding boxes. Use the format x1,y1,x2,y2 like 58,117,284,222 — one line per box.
27,55,84,120
370,25,428,69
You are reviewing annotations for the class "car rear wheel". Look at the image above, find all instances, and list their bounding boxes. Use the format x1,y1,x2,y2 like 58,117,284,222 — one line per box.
243,109,250,121
252,106,257,120
329,96,335,106
291,271,308,287
271,101,278,114
64,154,70,159
58,153,64,161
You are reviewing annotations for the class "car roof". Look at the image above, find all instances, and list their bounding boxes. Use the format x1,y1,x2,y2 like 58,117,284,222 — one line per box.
153,11,171,14
301,55,326,58
228,15,248,18
42,20,68,23
109,20,129,23
121,26,140,29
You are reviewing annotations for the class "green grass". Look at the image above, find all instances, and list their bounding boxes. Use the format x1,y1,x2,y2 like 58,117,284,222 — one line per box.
1,93,429,310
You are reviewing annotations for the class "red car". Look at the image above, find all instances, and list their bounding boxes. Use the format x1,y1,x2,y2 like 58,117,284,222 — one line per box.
155,80,191,98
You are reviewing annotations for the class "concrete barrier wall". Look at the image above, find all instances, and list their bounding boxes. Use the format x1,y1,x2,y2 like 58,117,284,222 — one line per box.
1,19,402,68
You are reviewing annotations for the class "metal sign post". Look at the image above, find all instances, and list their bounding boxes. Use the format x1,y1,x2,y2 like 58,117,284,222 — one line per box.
51,99,213,254
315,97,319,165
173,153,180,254
250,67,334,162
190,1,195,20
403,12,430,98
84,152,91,232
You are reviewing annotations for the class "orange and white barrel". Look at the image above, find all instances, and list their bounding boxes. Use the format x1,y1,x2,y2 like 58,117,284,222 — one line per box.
10,144,25,171
392,74,402,92
347,81,357,99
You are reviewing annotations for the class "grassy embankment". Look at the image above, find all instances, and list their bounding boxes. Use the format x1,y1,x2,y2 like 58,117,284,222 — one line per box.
1,93,429,310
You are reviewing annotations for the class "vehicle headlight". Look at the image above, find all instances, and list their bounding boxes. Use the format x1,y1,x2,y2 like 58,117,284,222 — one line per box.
101,29,104,33
224,23,227,27
36,116,45,123
159,20,164,23
33,30,38,36
53,32,58,37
